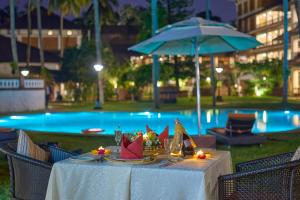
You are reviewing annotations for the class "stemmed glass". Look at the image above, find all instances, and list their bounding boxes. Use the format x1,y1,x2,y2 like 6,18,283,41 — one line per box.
175,134,183,157
114,128,122,147
164,139,170,155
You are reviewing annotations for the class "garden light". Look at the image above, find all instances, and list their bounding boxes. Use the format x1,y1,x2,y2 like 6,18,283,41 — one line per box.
21,69,29,77
93,64,103,72
215,67,223,74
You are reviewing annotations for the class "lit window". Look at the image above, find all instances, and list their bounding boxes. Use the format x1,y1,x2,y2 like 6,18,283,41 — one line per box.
256,33,267,44
67,30,72,36
47,30,53,36
257,53,267,61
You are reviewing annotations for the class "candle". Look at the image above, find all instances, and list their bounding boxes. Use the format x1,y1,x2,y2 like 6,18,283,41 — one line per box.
97,146,105,155
105,149,111,155
91,150,98,155
205,153,211,159
196,150,206,159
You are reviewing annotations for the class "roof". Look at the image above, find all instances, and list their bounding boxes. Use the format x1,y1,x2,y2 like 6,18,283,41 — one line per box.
0,35,60,63
0,7,81,30
0,10,9,26
102,25,139,35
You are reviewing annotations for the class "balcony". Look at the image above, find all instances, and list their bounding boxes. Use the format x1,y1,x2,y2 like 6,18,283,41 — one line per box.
256,17,283,29
0,78,44,89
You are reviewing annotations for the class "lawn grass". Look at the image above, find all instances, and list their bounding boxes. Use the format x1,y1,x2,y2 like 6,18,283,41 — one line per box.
1,96,300,199
49,96,300,112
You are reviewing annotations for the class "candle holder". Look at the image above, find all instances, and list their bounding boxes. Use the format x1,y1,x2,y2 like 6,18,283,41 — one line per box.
196,150,206,159
97,146,105,155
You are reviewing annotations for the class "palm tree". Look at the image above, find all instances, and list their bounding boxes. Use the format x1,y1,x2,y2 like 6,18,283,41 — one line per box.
92,0,103,108
9,0,18,75
49,0,90,57
83,0,118,25
35,0,44,69
26,0,32,68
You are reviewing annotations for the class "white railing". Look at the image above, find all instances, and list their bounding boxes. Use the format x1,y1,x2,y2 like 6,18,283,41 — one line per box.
24,79,44,89
0,79,19,89
0,79,44,89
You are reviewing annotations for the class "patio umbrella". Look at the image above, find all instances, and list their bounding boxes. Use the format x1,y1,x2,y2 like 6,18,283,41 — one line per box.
128,17,261,134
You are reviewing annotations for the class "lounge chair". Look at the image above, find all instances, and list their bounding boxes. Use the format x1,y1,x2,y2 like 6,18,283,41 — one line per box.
219,152,300,199
191,135,216,149
0,143,76,200
0,128,18,144
207,113,267,147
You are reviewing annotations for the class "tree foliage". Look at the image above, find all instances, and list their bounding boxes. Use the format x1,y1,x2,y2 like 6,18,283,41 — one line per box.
119,3,167,41
58,39,119,101
236,59,283,95
58,40,97,84
160,0,194,23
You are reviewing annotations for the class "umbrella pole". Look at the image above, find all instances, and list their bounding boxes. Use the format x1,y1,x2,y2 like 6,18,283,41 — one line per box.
194,39,201,134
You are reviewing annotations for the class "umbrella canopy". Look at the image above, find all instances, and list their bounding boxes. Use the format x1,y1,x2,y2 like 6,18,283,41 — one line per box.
129,17,261,134
129,17,261,55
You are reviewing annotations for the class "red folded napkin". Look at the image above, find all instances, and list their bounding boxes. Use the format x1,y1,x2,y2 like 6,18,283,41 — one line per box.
146,125,152,133
146,125,169,147
120,135,143,159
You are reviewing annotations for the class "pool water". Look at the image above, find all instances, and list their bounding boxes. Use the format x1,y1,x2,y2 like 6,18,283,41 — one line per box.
0,109,299,135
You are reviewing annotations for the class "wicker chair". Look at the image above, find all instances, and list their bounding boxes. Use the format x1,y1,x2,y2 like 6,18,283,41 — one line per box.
0,143,76,200
218,152,300,200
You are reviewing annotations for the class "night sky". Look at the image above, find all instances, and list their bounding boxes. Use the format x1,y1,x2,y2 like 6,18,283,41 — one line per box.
0,0,236,22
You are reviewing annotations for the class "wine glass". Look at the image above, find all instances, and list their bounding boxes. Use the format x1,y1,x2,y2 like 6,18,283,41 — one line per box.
176,134,183,157
114,129,122,146
164,139,170,154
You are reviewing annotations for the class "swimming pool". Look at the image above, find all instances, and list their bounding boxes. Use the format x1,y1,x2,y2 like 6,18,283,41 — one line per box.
0,109,299,135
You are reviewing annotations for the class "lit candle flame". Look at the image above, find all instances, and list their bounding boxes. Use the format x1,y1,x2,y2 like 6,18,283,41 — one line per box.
196,150,204,157
196,150,206,159
98,146,104,150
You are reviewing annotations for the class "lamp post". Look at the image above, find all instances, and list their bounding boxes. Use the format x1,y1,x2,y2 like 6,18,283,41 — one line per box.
94,64,103,110
20,69,29,88
215,67,223,102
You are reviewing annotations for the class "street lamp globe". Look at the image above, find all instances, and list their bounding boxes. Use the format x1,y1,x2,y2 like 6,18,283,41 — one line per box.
215,67,223,74
21,69,30,77
93,64,103,72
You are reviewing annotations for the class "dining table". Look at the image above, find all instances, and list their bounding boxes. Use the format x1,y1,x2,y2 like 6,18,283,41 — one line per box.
45,148,232,200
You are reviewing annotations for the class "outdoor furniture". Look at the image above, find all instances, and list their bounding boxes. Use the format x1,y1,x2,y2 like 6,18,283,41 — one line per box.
0,128,18,144
45,150,232,200
219,152,300,200
207,113,267,147
159,86,177,103
191,135,216,149
0,143,76,200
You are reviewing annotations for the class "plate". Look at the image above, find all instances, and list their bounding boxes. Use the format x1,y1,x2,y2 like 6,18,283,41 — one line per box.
105,154,158,165
69,156,96,162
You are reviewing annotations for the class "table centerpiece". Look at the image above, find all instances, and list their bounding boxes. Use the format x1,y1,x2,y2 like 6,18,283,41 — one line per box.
127,130,163,156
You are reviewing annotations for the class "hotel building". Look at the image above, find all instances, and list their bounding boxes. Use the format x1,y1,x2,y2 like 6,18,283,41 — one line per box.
236,0,300,95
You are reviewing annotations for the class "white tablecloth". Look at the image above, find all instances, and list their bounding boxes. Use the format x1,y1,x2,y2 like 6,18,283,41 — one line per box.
46,150,232,200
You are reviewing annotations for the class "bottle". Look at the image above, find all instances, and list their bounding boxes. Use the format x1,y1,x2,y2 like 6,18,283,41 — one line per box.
182,133,195,156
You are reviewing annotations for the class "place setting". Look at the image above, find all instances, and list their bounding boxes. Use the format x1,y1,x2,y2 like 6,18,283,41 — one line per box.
68,119,216,169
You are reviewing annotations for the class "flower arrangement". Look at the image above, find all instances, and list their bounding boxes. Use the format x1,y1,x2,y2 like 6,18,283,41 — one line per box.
128,130,161,149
